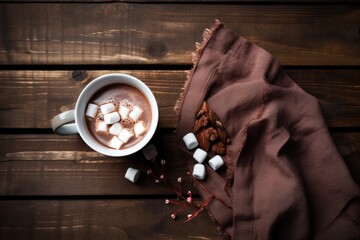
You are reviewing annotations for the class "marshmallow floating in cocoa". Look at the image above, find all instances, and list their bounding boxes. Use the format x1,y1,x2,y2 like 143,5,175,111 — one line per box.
119,105,131,119
109,122,123,135
134,121,147,137
129,106,143,122
125,167,140,183
109,136,124,149
86,99,150,150
100,102,116,114
208,155,224,171
118,128,134,143
183,133,199,150
142,144,158,160
193,148,207,164
85,103,99,118
104,111,120,125
192,163,206,180
96,120,108,133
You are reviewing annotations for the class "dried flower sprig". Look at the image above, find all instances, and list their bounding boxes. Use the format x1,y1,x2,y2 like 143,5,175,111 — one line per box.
165,192,193,220
187,171,232,209
146,156,190,202
144,144,232,222
185,196,212,223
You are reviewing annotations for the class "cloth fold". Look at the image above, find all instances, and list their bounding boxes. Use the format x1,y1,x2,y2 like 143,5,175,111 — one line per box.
175,20,360,239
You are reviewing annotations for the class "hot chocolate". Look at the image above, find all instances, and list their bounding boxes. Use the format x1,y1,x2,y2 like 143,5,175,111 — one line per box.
85,84,152,150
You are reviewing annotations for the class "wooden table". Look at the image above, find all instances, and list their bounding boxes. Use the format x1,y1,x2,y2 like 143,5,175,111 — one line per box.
0,1,359,239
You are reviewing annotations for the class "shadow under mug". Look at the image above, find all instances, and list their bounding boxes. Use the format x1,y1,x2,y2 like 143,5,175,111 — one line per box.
51,73,159,157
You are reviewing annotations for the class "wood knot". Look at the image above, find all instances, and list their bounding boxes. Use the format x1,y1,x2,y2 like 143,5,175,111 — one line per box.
71,71,88,82
146,41,167,58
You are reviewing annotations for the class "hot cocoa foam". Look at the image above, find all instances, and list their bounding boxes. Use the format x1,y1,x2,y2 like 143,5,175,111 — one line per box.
85,84,152,149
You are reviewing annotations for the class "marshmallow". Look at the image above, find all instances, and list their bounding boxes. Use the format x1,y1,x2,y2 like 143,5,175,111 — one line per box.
129,106,143,122
85,103,99,118
118,128,134,143
193,148,207,164
100,103,116,114
125,167,140,183
119,105,131,119
108,136,124,149
104,112,120,124
208,155,224,171
109,122,123,135
96,120,108,133
192,163,206,180
134,121,147,137
183,133,198,150
142,144,158,160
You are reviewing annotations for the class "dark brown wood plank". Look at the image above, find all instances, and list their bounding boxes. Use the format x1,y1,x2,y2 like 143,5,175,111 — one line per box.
0,199,220,239
285,69,360,128
0,133,196,196
0,69,359,129
0,70,183,129
0,132,359,196
0,3,359,65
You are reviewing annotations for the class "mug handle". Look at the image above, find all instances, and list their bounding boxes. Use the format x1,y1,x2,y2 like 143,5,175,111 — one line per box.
51,109,78,135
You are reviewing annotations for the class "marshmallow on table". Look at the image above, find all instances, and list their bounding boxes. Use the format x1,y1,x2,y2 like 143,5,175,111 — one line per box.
125,167,140,183
134,121,147,137
109,122,123,135
96,120,108,133
118,128,134,143
100,103,116,114
192,163,206,180
183,133,199,150
104,111,120,124
142,144,158,160
208,155,224,171
193,148,207,163
85,103,99,118
119,105,131,119
129,106,143,122
108,136,124,149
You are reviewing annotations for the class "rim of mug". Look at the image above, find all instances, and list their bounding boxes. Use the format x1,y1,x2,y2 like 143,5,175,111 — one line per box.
74,73,159,157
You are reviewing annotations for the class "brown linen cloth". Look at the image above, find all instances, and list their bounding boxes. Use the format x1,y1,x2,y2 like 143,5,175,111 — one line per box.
175,20,360,239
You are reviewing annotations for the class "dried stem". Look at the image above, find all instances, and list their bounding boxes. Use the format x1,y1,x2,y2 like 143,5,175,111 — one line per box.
184,196,213,223
188,172,232,209
144,142,232,222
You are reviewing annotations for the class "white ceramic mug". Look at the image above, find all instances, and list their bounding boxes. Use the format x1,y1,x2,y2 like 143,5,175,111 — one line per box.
51,73,159,157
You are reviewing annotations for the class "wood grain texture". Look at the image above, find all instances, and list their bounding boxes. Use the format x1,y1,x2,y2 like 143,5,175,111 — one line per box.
0,132,359,196
0,200,220,240
0,133,196,196
0,3,359,65
0,1,358,239
0,69,359,129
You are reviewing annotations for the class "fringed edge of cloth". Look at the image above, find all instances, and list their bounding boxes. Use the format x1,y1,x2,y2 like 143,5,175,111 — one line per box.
173,19,222,115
